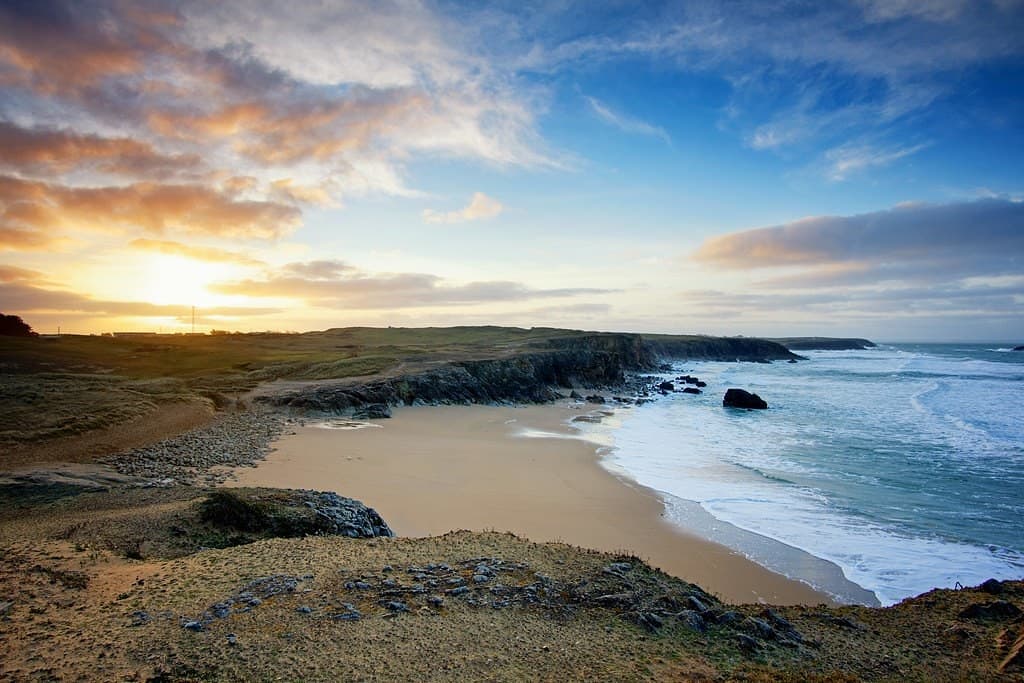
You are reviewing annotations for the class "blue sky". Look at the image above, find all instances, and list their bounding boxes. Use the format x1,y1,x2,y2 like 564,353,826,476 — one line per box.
1,0,1023,340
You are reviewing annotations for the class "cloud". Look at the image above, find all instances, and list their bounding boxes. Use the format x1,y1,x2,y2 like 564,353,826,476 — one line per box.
518,1,1024,157
0,175,301,247
280,260,356,280
128,238,266,267
824,141,930,180
583,96,671,144
0,121,202,178
687,198,1024,337
695,198,1024,276
423,192,504,224
269,179,339,207
0,281,281,318
211,260,613,309
0,264,44,283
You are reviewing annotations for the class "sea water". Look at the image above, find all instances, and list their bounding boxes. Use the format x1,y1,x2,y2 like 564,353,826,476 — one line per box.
592,344,1024,606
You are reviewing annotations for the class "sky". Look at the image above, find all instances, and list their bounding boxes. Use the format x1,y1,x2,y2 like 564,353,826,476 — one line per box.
1,0,1023,341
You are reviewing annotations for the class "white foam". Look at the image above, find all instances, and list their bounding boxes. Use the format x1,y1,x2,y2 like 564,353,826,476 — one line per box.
589,349,1024,605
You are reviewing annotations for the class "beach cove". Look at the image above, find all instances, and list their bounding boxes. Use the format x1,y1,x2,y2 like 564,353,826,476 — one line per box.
227,402,862,606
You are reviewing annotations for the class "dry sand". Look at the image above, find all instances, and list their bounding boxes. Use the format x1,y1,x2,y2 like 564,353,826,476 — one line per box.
228,403,829,606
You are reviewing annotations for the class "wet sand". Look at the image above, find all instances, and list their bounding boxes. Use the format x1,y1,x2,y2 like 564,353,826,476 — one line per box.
228,403,831,605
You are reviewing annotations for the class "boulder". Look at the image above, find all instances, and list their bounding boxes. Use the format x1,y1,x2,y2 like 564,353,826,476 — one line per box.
682,387,702,395
1013,345,1024,351
658,381,675,392
723,388,768,410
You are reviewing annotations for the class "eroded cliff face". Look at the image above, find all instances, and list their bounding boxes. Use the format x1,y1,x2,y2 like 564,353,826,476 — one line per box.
260,333,796,414
263,334,655,413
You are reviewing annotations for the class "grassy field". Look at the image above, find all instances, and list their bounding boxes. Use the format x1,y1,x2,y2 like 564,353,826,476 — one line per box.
0,327,587,449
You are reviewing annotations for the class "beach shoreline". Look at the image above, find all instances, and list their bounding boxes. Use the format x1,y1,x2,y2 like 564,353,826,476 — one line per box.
226,402,836,606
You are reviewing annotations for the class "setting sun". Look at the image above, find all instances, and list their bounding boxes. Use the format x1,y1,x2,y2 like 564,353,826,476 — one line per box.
138,254,234,308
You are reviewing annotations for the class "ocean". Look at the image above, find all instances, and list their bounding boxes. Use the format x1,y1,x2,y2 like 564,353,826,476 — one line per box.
584,344,1024,606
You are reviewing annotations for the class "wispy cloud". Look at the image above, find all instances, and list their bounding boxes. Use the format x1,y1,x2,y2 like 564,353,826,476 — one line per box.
422,192,504,224
583,96,671,144
824,141,930,180
128,239,266,267
211,259,614,309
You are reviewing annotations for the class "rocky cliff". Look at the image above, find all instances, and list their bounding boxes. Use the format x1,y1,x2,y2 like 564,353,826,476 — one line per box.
641,335,802,362
263,334,656,413
771,337,876,351
261,333,799,415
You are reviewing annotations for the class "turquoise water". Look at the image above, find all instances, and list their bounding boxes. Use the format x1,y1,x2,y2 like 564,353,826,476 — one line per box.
598,344,1024,605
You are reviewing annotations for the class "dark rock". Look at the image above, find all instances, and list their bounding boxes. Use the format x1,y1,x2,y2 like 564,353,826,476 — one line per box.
384,601,409,612
427,595,444,607
332,611,361,621
959,600,1022,621
712,610,742,625
200,489,393,539
572,414,603,423
606,562,632,573
658,381,675,392
585,395,606,404
1013,345,1024,352
130,610,150,627
677,609,706,632
382,565,393,572
695,380,706,388
723,388,768,409
448,586,470,596
296,606,313,614
211,602,232,618
980,578,1005,594
226,633,238,646
636,611,663,632
353,403,392,420
686,596,709,614
743,617,775,639
183,620,204,632
736,634,760,652
682,387,701,395
569,390,582,399
472,574,491,584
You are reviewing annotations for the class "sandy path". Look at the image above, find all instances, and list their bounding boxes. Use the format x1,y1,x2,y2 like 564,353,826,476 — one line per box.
228,404,830,606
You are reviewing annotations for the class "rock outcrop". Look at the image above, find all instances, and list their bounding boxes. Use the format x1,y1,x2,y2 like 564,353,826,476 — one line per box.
771,337,876,351
723,388,768,410
200,488,393,539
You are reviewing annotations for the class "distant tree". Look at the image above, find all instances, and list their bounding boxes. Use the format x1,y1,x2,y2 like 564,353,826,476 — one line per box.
0,314,38,337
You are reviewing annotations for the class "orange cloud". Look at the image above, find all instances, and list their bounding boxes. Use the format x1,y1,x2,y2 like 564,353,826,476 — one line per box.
0,175,301,244
128,239,266,267
211,261,613,309
0,122,201,177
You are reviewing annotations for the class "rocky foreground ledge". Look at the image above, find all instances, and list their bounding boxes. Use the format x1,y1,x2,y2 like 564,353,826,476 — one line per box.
0,483,1021,682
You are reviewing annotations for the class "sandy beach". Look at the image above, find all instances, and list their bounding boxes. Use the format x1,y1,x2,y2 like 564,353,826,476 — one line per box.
228,403,830,605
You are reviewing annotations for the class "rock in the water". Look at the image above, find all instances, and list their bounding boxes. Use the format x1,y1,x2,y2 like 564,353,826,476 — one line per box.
1013,345,1024,351
723,388,768,410
585,395,606,404
658,381,675,392
682,387,701,395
